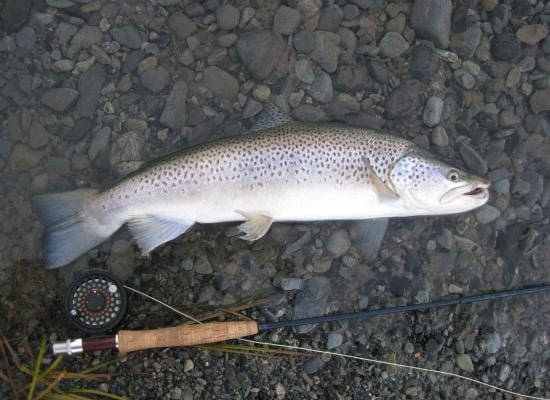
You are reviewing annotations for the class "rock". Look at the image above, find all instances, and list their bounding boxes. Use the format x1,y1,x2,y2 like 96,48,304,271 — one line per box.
122,50,145,73
202,66,239,98
1,0,31,33
236,30,285,79
242,98,262,118
167,12,197,40
15,26,35,49
293,276,331,334
335,66,367,92
62,117,93,142
318,5,343,32
481,0,498,12
529,89,550,114
459,142,487,174
379,32,409,58
296,0,321,31
273,6,301,35
308,71,333,103
304,356,324,374
311,31,340,73
110,131,145,167
431,126,449,147
516,24,548,46
294,59,315,84
51,59,75,73
481,332,502,354
343,4,359,20
76,64,105,117
55,22,78,44
107,240,135,281
71,26,102,48
326,229,351,258
498,110,520,127
252,85,270,101
140,67,169,93
292,104,327,122
40,88,79,112
410,0,452,49
137,56,158,75
88,126,111,160
111,25,142,49
456,354,475,372
9,144,41,171
31,173,49,193
0,36,16,52
498,364,511,382
450,24,482,59
385,80,424,119
491,34,521,61
423,96,444,127
475,205,501,224
408,41,439,79
216,4,240,31
294,31,315,53
160,81,188,129
28,121,49,149
280,278,305,291
217,33,238,47
194,256,212,274
326,332,343,350
454,69,476,90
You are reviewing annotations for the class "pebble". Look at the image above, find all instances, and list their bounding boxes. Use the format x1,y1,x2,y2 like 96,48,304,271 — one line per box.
450,24,482,59
280,278,305,291
237,30,285,79
459,142,487,174
296,0,321,31
311,31,341,73
408,42,439,79
111,25,142,49
216,33,238,48
55,22,78,44
475,205,501,224
88,126,111,160
292,276,331,334
431,126,449,147
529,89,550,114
326,229,351,258
167,12,197,40
423,96,444,127
110,131,145,167
498,364,511,382
318,5,343,32
454,69,476,90
9,144,42,171
252,85,270,101
326,332,343,350
308,71,333,103
0,36,16,52
410,0,452,49
160,81,188,129
482,332,502,354
183,359,194,372
71,26,102,49
140,67,169,93
292,104,327,122
335,66,367,92
76,64,106,117
293,31,315,54
516,24,548,46
51,59,74,73
385,80,424,119
202,66,239,98
28,121,49,149
273,6,301,35
491,34,521,61
378,32,409,58
242,98,262,118
1,0,31,33
216,4,240,31
137,56,158,75
40,88,79,112
294,59,315,84
304,356,324,374
194,256,212,274
15,26,36,49
456,354,475,372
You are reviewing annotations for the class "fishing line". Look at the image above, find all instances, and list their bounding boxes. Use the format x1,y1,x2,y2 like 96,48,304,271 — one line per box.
132,286,549,400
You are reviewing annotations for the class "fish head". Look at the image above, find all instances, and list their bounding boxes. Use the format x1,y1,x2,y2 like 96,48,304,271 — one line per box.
388,147,490,215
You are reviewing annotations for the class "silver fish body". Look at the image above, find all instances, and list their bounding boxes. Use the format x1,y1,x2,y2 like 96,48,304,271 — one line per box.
33,122,490,268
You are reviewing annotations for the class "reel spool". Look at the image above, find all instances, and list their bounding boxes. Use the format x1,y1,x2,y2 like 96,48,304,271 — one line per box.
65,270,128,333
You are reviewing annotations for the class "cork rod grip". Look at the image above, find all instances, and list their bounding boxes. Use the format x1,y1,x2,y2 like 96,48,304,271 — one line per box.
117,321,259,353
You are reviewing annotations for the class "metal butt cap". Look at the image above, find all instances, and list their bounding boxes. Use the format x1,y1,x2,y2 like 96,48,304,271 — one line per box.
52,339,83,355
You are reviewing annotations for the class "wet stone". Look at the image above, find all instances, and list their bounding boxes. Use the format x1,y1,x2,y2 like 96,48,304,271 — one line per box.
216,4,240,31
432,126,449,147
237,30,285,79
71,26,102,49
40,88,79,112
28,121,49,149
1,0,31,33
475,205,501,224
450,24,482,59
529,89,550,114
423,96,444,127
410,0,452,49
326,332,343,350
88,126,111,160
456,354,474,372
140,67,169,93
294,59,315,84
122,50,145,73
516,24,548,46
318,5,343,32
491,34,521,61
308,71,333,103
194,256,212,274
273,6,301,35
15,26,36,49
459,142,487,174
304,356,324,374
385,80,424,119
326,229,351,258
294,31,315,54
202,66,238,98
379,32,409,58
216,33,238,48
160,81,188,129
409,42,439,79
311,31,341,73
454,69,476,90
111,25,142,49
242,98,262,118
76,64,105,117
343,4,359,20
292,104,327,122
335,65,367,92
280,278,305,291
167,12,197,40
9,144,41,171
55,22,78,44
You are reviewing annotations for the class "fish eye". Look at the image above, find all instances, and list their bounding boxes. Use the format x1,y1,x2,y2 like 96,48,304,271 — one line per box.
448,170,461,182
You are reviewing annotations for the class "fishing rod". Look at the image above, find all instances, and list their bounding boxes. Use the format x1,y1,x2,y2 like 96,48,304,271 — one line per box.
52,270,550,355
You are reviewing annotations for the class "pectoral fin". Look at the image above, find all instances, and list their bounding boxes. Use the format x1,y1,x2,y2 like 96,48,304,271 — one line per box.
234,210,273,241
362,156,399,200
127,215,194,254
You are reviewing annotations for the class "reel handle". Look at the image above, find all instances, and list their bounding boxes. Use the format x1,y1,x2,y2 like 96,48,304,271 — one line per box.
117,321,259,353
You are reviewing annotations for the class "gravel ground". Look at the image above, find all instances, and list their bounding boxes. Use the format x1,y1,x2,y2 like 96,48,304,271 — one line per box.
1,0,550,399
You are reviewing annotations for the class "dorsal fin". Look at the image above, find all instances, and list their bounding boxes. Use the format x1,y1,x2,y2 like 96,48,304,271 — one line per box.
249,102,293,132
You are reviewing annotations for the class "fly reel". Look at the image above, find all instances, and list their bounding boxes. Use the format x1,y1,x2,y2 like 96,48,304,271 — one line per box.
65,270,128,333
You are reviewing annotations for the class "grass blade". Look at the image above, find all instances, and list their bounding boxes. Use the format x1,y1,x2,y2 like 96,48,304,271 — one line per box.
68,388,128,400
28,337,47,400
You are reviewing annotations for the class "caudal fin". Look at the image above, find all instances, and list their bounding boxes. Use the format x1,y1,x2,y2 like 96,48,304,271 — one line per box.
32,188,117,269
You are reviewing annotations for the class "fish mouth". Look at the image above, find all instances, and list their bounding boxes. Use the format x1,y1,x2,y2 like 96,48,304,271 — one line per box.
440,180,490,204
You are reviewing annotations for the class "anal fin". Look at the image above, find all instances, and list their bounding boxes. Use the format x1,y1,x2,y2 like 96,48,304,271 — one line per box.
234,210,273,241
127,215,194,254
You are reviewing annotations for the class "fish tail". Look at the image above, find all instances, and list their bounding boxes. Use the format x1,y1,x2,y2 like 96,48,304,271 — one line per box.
32,188,121,268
